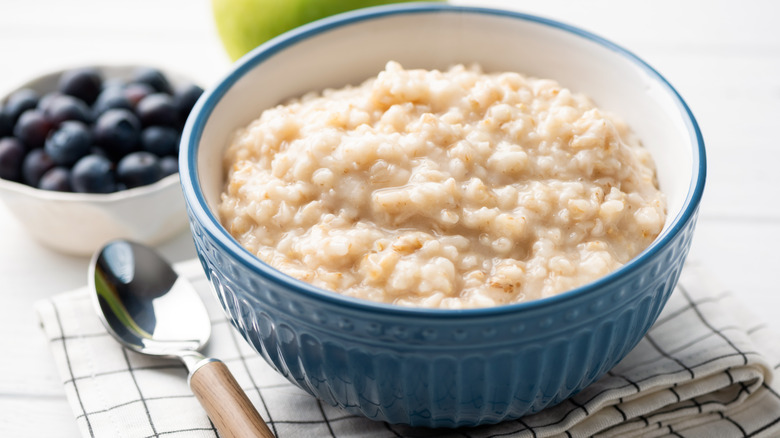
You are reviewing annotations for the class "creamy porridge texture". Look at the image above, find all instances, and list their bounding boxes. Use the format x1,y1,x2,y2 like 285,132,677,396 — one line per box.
219,62,666,309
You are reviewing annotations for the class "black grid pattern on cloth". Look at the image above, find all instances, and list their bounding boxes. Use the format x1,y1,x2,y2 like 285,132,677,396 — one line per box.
37,262,780,438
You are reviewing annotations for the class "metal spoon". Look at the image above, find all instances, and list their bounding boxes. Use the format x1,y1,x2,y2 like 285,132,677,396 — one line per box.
90,240,275,438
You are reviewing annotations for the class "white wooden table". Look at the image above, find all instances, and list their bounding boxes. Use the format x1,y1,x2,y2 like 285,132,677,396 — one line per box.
1,1,778,436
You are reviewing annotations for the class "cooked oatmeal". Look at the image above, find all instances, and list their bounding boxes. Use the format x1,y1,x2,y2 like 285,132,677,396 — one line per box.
218,61,666,309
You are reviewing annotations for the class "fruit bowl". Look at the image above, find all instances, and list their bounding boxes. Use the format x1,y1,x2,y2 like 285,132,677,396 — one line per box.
180,4,706,428
0,65,201,256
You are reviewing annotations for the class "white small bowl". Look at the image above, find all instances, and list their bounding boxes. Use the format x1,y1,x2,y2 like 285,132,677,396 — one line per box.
0,65,191,256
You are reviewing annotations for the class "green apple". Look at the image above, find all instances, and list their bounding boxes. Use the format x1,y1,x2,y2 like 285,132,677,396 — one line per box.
212,0,444,61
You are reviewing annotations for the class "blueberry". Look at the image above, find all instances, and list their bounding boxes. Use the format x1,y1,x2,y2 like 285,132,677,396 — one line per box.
58,68,102,105
21,148,56,187
93,109,141,159
173,83,203,120
71,154,116,193
37,92,63,114
0,107,12,138
45,120,92,166
4,88,39,124
38,166,72,191
140,126,179,157
136,93,179,127
13,110,52,149
124,82,155,107
117,151,163,188
0,137,27,181
159,155,178,177
46,94,92,126
92,86,132,118
125,83,156,108
131,67,172,95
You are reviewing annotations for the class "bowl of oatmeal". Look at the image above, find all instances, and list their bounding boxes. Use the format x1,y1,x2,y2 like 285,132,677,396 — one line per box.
180,4,706,427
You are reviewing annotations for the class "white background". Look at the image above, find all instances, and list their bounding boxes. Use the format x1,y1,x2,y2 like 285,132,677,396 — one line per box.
0,0,778,436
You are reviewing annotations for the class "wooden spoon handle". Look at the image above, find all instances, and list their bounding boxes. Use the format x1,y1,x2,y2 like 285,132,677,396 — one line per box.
189,359,275,438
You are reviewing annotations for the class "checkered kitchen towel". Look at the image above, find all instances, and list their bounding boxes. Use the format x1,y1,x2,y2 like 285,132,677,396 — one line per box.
35,260,780,438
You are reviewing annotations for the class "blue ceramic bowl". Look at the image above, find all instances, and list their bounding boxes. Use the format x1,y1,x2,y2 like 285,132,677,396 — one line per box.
180,4,706,428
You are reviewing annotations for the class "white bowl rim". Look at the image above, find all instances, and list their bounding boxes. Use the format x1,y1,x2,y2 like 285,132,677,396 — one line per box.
180,3,707,318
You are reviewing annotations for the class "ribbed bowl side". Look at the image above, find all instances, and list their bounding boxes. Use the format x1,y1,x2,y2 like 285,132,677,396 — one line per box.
186,204,698,427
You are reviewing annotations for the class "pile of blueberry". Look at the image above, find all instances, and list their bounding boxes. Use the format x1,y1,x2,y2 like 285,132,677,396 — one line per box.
0,67,202,193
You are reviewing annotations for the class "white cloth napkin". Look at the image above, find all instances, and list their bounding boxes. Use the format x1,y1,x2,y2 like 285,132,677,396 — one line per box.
35,260,780,438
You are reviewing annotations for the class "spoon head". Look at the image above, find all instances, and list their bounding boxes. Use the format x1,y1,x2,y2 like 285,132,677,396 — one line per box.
90,240,211,358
